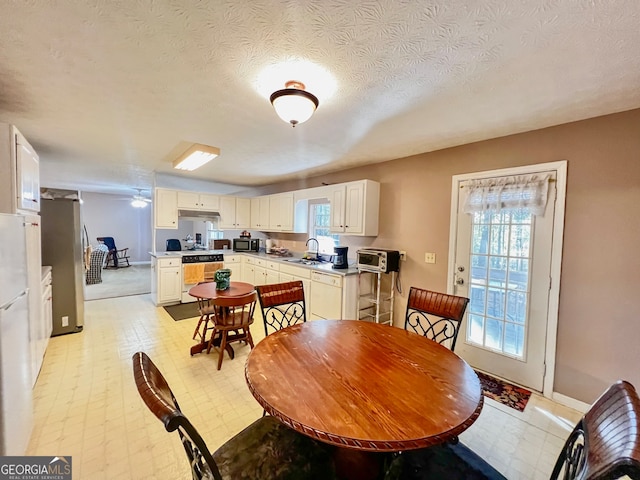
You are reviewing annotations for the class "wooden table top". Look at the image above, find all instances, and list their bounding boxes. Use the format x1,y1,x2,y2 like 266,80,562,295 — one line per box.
245,320,483,452
188,281,255,300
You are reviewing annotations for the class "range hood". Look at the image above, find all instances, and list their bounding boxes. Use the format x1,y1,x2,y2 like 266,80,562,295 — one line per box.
178,209,221,221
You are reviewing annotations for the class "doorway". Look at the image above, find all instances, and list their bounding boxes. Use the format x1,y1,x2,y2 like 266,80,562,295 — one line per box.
448,161,566,395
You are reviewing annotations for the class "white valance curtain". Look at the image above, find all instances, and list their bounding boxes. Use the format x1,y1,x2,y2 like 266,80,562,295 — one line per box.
463,173,551,216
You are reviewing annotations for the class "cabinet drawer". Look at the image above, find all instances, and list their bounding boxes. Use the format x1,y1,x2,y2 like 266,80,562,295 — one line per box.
311,272,342,288
244,256,256,265
158,257,181,268
266,261,279,271
255,258,266,267
279,263,312,279
224,255,241,263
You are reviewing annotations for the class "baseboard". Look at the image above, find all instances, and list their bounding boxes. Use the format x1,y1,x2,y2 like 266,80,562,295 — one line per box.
130,261,151,266
551,391,590,413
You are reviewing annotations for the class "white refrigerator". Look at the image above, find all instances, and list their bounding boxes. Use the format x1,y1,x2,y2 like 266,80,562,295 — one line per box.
0,213,33,455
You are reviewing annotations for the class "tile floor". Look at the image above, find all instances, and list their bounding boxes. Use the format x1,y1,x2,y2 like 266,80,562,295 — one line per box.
27,294,584,479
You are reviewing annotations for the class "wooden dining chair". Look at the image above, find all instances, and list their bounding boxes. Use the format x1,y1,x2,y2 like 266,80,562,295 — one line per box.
206,290,257,370
384,380,640,480
191,284,216,342
403,287,469,352
132,352,337,480
256,281,307,336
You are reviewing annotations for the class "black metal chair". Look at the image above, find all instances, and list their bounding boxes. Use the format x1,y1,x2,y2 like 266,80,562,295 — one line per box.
550,380,640,479
384,380,640,480
403,287,469,351
132,351,337,480
256,281,306,336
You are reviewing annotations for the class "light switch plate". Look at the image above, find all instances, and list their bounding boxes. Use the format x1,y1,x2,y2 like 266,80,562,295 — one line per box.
424,252,436,264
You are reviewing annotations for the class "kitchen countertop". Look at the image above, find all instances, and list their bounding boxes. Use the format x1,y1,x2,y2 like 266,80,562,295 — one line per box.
149,250,359,276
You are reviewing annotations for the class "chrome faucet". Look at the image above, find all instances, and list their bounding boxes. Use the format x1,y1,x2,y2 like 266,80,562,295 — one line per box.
305,237,319,260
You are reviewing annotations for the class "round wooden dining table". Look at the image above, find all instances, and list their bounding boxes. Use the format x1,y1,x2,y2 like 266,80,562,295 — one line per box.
245,320,483,480
188,281,255,356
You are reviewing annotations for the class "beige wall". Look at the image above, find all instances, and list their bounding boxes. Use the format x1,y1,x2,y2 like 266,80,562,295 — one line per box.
257,108,640,404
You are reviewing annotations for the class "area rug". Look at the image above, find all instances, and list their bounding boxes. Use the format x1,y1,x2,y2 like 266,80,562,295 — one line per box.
475,370,532,412
385,442,507,479
163,302,200,321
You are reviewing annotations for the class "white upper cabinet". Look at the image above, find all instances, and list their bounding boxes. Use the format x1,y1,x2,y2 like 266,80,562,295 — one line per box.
177,191,219,211
251,196,270,230
269,193,294,231
0,124,40,214
155,188,178,229
330,180,380,236
219,196,250,229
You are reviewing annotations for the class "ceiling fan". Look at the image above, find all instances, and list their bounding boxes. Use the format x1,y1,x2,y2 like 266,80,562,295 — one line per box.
130,189,152,208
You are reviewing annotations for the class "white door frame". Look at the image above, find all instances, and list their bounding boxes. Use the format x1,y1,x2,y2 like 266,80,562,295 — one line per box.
447,160,567,398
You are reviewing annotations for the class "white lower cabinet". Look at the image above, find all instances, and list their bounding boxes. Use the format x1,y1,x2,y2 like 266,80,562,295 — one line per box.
309,272,342,320
241,256,256,284
253,259,279,286
153,257,182,305
309,271,358,321
223,254,241,281
32,268,52,386
279,263,312,308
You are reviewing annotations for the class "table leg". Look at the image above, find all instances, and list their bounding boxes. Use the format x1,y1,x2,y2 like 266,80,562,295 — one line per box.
332,448,386,480
190,333,235,358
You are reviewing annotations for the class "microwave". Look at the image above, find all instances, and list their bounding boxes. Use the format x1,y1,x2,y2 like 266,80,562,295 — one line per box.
233,238,260,252
356,249,400,273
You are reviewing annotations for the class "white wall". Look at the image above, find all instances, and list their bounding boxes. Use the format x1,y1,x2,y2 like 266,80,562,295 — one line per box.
81,192,152,263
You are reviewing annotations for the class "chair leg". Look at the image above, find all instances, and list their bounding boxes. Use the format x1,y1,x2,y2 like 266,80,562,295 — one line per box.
206,327,218,354
245,328,254,349
217,331,228,370
193,315,208,340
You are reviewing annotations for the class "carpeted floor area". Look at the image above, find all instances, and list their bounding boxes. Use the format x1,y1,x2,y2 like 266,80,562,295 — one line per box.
84,264,151,301
475,370,532,412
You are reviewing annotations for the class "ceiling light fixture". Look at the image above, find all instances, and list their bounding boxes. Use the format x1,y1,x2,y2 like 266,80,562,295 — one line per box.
270,81,319,127
131,198,148,208
130,189,151,208
173,144,220,171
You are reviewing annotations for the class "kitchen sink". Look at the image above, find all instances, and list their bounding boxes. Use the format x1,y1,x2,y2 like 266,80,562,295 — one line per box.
283,258,327,265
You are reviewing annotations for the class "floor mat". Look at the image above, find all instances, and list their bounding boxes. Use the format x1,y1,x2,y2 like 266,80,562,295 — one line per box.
163,302,200,321
475,370,532,412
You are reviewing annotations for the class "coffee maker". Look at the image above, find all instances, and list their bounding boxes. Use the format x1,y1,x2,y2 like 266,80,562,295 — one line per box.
332,246,349,269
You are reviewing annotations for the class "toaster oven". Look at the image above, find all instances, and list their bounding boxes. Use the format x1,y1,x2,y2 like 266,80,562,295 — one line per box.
356,248,400,273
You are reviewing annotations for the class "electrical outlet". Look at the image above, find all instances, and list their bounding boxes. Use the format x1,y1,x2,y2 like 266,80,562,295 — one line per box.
399,251,406,261
424,252,436,264
62,316,69,327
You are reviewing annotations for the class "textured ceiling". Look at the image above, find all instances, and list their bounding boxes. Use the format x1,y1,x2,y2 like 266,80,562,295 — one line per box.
1,0,639,196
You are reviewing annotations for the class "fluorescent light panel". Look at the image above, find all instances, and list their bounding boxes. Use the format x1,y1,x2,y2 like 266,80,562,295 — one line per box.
173,144,220,171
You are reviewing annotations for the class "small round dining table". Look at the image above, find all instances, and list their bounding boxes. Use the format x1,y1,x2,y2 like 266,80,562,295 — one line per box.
188,281,255,356
245,320,483,480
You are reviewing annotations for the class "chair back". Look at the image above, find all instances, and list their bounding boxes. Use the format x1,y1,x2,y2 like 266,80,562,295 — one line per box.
132,352,222,480
256,281,306,336
550,380,640,480
404,287,469,351
97,236,117,252
211,291,258,326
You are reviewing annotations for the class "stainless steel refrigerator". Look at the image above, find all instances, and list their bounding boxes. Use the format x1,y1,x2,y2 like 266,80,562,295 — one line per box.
0,213,33,455
41,198,84,336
